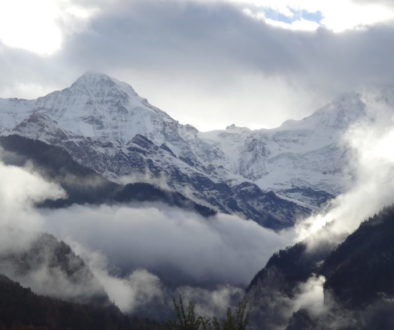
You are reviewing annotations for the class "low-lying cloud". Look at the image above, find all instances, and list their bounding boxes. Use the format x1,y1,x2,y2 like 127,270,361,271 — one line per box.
42,204,291,287
69,241,164,313
0,158,64,253
0,153,293,316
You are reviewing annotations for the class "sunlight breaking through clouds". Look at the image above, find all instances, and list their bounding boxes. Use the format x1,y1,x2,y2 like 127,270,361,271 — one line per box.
0,0,97,55
228,0,394,32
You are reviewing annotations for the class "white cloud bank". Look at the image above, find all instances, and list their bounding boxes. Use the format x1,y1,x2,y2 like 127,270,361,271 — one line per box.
0,152,293,313
0,158,64,253
0,0,97,55
42,204,292,286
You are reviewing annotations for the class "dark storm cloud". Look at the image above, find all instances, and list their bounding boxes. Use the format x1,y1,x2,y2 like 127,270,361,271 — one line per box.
59,0,394,89
61,0,297,74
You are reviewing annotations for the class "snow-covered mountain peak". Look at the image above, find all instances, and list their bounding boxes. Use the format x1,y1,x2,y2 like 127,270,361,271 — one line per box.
70,71,138,99
281,92,366,131
18,72,183,144
73,71,117,85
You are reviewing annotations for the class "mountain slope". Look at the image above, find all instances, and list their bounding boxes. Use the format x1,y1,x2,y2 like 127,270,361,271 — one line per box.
0,134,215,217
0,232,110,307
321,205,394,309
200,92,367,196
247,204,394,329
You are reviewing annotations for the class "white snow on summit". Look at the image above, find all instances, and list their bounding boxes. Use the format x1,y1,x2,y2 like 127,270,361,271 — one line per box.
31,72,176,144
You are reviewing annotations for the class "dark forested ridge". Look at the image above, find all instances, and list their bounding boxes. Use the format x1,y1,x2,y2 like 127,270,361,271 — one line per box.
321,206,394,308
0,275,163,330
0,232,110,307
247,204,394,329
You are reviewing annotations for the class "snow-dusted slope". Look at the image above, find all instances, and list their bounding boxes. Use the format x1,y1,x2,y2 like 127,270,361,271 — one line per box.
34,72,173,140
0,72,375,227
3,73,221,176
20,73,195,157
200,92,367,195
0,98,33,134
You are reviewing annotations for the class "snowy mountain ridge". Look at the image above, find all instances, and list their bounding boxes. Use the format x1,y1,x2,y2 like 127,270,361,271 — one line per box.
200,91,367,194
0,72,377,228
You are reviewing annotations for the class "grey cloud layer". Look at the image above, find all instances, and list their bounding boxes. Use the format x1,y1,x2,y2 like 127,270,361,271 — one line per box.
42,204,290,286
0,157,287,312
57,0,394,100
3,0,394,129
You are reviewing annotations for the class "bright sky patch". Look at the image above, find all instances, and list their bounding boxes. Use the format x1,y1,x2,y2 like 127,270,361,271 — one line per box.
0,0,96,56
233,0,394,32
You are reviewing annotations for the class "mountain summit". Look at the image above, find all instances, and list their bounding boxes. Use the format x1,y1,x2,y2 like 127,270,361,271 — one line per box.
30,72,177,145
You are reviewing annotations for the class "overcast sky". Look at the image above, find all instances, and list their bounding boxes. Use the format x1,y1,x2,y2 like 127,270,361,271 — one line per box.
1,0,394,130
